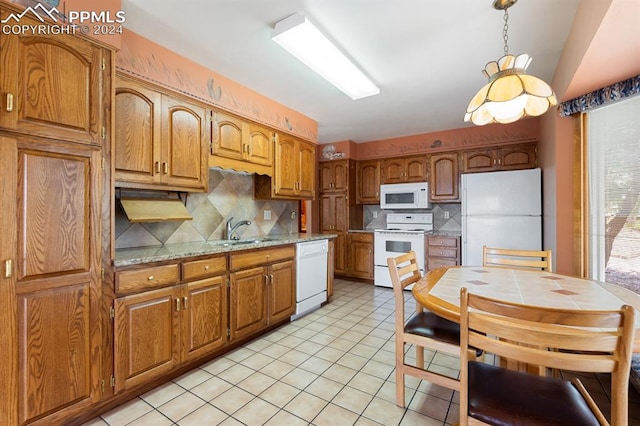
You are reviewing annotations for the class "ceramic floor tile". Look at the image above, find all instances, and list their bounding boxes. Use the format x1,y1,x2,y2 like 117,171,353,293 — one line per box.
361,396,407,425
139,381,186,408
263,409,308,426
312,402,360,426
231,397,279,426
210,386,254,415
259,381,301,407
127,410,174,426
332,385,374,415
304,376,345,402
280,367,319,390
176,403,228,426
237,371,277,395
283,391,328,421
172,368,213,390
100,398,154,425
156,392,205,422
189,376,233,402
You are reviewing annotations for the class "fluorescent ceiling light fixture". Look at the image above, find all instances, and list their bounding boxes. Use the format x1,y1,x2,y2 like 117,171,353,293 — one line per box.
272,12,380,100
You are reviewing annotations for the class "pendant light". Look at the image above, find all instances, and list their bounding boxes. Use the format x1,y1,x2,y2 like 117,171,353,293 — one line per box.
464,0,557,125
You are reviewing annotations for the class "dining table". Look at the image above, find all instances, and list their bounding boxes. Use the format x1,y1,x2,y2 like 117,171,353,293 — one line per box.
412,266,640,352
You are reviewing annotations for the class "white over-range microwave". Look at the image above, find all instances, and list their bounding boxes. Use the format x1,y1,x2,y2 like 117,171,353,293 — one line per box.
380,182,431,209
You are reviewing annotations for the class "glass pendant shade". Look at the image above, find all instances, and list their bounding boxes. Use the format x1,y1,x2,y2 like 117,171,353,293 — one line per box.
464,54,558,125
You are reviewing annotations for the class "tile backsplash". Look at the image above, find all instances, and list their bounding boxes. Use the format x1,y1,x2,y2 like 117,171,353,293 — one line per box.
363,204,461,232
115,169,299,249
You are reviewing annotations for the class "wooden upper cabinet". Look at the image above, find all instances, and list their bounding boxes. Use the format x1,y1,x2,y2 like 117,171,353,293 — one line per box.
255,134,315,199
211,111,274,171
381,155,427,183
356,159,381,204
430,153,459,201
114,75,208,192
462,143,537,173
319,160,348,192
0,9,105,145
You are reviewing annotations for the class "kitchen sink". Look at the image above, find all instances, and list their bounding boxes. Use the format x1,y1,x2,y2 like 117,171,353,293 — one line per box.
210,237,277,247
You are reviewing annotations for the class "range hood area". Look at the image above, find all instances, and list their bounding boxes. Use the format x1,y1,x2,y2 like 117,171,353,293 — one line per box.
118,191,192,222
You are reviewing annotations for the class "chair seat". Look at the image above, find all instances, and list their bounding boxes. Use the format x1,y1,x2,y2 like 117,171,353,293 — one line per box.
467,361,600,426
405,312,483,357
405,311,461,345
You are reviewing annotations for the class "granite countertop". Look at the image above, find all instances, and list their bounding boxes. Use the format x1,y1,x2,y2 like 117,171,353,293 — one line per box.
114,233,336,267
429,231,462,237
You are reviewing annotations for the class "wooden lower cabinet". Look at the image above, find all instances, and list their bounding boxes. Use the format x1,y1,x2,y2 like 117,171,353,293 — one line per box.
229,249,295,341
348,232,374,280
426,235,461,271
114,257,228,393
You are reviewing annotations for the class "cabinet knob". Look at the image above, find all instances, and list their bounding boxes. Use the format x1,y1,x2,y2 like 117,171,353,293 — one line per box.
147,275,155,281
204,265,210,271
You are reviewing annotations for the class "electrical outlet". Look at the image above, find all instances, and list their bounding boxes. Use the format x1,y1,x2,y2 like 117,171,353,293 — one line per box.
373,211,378,218
264,210,271,220
444,211,450,219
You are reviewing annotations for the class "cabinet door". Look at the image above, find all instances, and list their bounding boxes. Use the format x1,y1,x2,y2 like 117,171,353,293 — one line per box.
212,111,244,160
500,143,537,170
320,193,336,231
381,158,405,184
0,137,102,425
319,162,335,192
297,140,316,198
114,79,162,185
350,239,374,279
356,160,380,204
229,267,268,341
182,276,227,362
320,160,347,192
0,11,103,145
273,135,297,196
430,153,459,201
327,239,335,298
405,156,427,182
114,287,180,393
162,96,208,191
334,233,348,275
268,260,295,324
462,149,498,173
247,123,274,166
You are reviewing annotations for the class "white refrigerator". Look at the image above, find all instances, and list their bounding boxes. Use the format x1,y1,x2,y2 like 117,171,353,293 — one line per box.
461,168,542,266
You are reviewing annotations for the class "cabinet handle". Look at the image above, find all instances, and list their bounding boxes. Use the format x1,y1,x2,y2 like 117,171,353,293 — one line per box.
4,259,12,278
270,274,274,284
204,265,210,271
147,275,155,281
265,275,269,285
6,93,14,112
155,162,160,174
183,296,188,310
163,162,168,174
175,298,181,312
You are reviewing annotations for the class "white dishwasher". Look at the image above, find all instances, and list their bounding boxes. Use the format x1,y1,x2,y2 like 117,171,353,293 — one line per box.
292,239,328,320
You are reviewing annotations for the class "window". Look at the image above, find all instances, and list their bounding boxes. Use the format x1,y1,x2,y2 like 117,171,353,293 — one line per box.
587,95,640,294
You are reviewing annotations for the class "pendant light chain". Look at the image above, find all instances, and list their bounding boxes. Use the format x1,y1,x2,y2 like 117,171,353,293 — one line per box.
502,8,510,55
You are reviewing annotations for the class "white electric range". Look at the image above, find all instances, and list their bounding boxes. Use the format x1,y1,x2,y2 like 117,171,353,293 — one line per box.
373,213,433,288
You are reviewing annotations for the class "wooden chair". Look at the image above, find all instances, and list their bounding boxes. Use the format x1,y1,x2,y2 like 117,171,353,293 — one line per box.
482,245,553,271
388,251,477,407
459,287,636,426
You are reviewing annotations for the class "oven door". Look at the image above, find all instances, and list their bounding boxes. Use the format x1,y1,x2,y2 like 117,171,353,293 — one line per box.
374,231,426,287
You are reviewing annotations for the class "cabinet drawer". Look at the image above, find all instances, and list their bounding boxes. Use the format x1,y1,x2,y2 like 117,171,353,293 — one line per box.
116,264,180,293
428,258,459,269
230,246,295,270
427,247,458,259
182,256,227,281
427,236,459,247
349,232,373,243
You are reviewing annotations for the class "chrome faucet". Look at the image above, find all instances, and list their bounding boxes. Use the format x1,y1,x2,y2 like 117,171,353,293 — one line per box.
226,217,251,240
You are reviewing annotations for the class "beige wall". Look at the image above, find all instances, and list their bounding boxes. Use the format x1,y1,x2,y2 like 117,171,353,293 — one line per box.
542,0,640,275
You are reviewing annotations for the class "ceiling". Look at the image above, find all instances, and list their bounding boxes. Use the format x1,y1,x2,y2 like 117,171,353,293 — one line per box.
121,0,580,144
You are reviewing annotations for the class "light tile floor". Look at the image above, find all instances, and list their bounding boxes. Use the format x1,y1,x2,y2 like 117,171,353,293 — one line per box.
84,279,640,426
